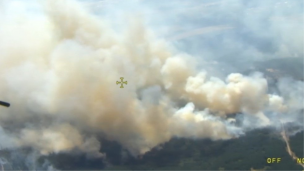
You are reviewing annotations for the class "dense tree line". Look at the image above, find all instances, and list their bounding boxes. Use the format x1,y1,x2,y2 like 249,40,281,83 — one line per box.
0,129,302,170
108,129,303,170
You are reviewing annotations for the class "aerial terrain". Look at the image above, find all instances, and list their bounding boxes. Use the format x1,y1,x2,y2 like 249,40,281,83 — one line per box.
0,0,303,170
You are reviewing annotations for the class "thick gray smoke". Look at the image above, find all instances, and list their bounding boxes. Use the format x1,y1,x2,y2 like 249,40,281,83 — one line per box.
0,0,303,159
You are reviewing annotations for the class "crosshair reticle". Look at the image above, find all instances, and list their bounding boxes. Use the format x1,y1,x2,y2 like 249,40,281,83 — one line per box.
116,77,127,88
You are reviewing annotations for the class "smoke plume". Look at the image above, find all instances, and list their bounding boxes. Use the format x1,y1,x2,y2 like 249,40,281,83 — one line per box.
0,0,303,159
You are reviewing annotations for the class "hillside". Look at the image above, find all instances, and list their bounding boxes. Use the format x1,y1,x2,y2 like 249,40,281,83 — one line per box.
105,129,303,170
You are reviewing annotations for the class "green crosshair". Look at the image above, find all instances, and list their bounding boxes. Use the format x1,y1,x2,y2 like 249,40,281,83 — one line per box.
116,77,127,88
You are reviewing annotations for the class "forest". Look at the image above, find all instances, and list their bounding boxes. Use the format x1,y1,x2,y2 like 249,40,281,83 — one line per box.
35,128,303,170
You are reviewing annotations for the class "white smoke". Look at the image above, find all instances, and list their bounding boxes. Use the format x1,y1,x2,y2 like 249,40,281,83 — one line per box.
0,0,302,159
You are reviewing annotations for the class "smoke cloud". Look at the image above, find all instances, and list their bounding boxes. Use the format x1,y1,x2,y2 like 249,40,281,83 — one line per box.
0,0,303,160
